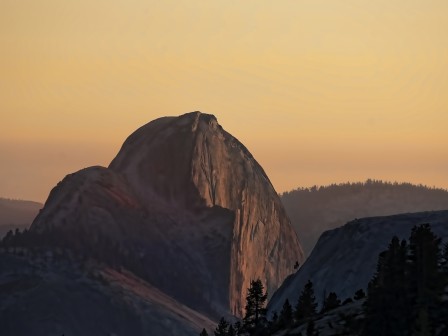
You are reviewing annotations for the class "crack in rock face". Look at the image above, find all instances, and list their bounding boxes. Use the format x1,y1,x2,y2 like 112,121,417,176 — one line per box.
32,111,304,317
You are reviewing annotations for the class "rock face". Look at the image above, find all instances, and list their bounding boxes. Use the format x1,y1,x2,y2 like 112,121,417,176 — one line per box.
31,112,303,317
268,210,448,315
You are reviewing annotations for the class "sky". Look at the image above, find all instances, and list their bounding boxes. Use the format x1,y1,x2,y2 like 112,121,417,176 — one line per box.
1,0,447,203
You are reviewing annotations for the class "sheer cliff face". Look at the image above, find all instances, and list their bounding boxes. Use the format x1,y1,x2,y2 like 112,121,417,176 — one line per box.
110,112,304,315
32,112,303,317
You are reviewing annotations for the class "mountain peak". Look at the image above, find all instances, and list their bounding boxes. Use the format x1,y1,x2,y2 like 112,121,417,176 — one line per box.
32,112,304,317
183,110,217,121
180,111,219,133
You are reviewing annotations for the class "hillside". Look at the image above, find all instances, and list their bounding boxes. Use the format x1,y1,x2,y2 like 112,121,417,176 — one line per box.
281,180,448,257
268,210,448,315
0,253,215,336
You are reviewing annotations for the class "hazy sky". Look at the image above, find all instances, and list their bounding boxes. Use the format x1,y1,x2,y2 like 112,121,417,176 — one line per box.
1,0,447,202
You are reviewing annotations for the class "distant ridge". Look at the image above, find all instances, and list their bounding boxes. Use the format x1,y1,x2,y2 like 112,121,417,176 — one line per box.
281,179,448,257
0,198,42,238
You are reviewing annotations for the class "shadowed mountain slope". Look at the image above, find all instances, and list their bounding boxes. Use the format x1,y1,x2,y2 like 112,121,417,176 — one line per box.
0,254,215,336
268,210,448,315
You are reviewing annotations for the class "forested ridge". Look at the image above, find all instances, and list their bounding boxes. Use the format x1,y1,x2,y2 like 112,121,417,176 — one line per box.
282,180,448,256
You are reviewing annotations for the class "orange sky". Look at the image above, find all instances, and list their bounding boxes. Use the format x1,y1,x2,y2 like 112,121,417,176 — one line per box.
1,0,447,202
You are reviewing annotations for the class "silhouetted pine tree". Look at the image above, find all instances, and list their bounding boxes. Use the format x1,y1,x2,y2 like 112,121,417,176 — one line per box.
278,299,293,328
408,224,442,335
354,289,366,300
214,317,229,336
200,328,209,336
233,321,242,335
243,279,268,334
442,242,448,272
321,292,340,313
2,230,14,248
295,280,317,322
363,236,410,336
363,226,447,336
441,242,448,334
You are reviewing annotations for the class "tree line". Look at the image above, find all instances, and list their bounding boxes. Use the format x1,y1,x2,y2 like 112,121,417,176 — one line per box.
0,226,155,282
282,180,448,196
363,224,448,336
201,278,366,336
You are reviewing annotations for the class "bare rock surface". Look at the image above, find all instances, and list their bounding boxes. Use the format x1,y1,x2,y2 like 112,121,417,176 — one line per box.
31,112,303,317
268,210,448,315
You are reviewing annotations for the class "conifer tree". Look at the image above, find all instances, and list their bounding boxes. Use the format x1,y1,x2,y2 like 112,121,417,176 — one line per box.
363,236,410,336
214,317,229,336
408,224,442,335
2,230,13,248
363,227,445,336
295,280,317,322
441,242,448,334
267,311,279,334
233,321,242,335
200,328,209,336
321,292,340,313
354,289,366,300
243,279,268,333
279,298,293,328
442,242,448,272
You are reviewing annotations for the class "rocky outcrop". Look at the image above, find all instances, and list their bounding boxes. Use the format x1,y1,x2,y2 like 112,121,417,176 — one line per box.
31,112,303,317
268,210,448,315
